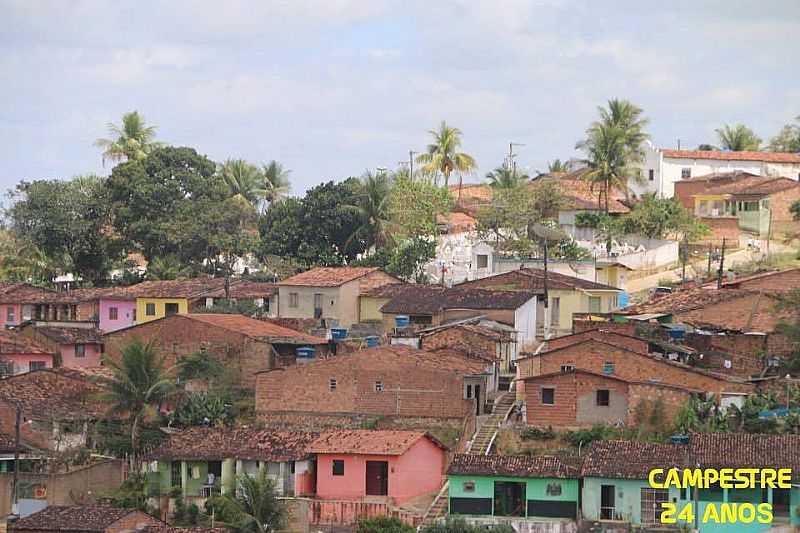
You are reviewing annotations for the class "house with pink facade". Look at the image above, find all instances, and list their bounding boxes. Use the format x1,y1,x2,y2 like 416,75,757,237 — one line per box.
0,330,54,375
70,287,138,332
17,323,104,368
309,430,447,505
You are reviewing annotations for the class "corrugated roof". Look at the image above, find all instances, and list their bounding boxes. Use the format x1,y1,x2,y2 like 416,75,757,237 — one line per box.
448,453,579,478
279,267,385,287
308,429,446,455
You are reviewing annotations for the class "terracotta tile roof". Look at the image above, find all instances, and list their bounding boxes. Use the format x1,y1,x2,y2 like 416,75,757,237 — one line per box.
621,287,752,315
448,183,493,203
31,326,104,345
0,330,53,355
279,267,384,287
199,281,278,299
140,527,229,533
524,368,701,393
0,368,106,419
68,286,138,301
0,283,80,304
149,427,316,462
12,505,147,531
438,211,479,233
692,175,799,196
125,278,231,299
178,314,326,344
681,170,761,183
690,433,800,476
661,149,800,164
457,267,620,292
308,429,446,455
719,268,800,291
380,286,537,315
448,453,579,478
581,440,686,479
361,283,414,298
424,345,498,365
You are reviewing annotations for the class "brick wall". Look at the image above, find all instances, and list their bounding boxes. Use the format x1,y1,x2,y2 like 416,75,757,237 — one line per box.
768,186,800,227
545,330,648,354
103,315,274,388
420,328,497,361
572,320,640,336
524,372,627,428
697,217,740,245
675,181,714,210
731,270,800,291
530,339,753,396
627,383,693,427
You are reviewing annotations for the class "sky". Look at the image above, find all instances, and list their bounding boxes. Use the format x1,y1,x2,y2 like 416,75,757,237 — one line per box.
1,0,799,196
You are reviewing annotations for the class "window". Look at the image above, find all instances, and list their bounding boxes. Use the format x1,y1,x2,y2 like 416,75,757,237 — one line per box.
108,307,118,320
546,482,562,496
145,303,156,316
374,381,384,392
560,364,575,373
541,387,555,405
551,297,560,326
648,169,654,181
165,303,179,316
329,378,337,391
588,296,601,313
466,384,473,398
476,254,488,269
332,460,345,476
74,344,86,358
6,307,14,323
463,481,476,493
313,293,323,318
681,167,691,179
596,389,610,406
29,361,46,371
602,361,615,375
289,293,299,308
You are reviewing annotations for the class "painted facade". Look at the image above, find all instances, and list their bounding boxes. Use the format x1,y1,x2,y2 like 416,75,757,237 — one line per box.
136,297,189,324
98,298,137,332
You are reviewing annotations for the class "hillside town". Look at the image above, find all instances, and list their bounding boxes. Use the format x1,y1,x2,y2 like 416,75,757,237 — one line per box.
3,3,800,533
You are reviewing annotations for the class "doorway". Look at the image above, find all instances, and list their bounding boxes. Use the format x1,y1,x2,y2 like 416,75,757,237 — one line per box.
165,303,179,316
474,384,482,415
365,461,389,496
494,481,526,517
601,484,616,520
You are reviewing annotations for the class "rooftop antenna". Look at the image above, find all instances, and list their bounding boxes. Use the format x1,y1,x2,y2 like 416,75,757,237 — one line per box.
508,142,525,177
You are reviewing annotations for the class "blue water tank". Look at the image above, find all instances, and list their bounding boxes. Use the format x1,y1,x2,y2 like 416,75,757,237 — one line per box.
330,328,348,340
618,291,629,308
365,336,379,348
295,347,316,358
395,315,410,328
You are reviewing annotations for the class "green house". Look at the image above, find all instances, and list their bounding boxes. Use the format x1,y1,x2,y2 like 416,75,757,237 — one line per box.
581,435,800,532
447,454,579,522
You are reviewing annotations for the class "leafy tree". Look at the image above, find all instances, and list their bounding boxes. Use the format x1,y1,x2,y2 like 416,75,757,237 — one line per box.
220,159,266,207
206,470,286,532
387,175,452,241
485,166,528,190
0,231,60,284
344,171,395,251
145,255,192,280
261,160,291,207
716,123,761,151
697,143,719,151
106,146,223,262
6,176,121,285
95,111,161,166
615,194,708,240
547,159,570,173
416,121,477,188
530,179,565,219
170,392,234,428
101,339,174,467
768,116,800,153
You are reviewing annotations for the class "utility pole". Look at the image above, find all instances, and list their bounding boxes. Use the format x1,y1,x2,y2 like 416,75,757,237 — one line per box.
11,403,21,516
543,237,550,339
508,142,525,177
680,235,688,283
717,238,726,289
409,150,417,181
706,243,713,279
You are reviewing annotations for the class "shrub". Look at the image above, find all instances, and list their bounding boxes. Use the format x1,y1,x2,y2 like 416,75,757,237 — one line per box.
358,516,415,533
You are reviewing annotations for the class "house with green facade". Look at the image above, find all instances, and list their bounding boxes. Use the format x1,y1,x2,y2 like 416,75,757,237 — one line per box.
447,454,580,523
581,435,800,532
145,427,317,507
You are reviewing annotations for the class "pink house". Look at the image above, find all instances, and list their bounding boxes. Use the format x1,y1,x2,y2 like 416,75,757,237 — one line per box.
17,324,104,368
0,330,54,375
309,430,447,505
97,297,137,332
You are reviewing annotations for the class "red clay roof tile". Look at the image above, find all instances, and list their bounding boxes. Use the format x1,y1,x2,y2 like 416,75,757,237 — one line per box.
662,149,800,164
279,267,385,287
308,429,446,455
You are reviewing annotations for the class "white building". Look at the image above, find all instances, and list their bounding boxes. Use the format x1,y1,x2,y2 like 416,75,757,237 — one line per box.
632,141,800,198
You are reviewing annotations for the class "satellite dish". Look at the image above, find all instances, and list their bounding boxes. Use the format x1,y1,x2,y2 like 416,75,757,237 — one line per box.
531,223,566,242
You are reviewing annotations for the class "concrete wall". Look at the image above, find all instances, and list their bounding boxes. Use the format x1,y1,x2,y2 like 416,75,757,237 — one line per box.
136,297,188,324
59,343,103,368
0,353,54,375
98,299,137,332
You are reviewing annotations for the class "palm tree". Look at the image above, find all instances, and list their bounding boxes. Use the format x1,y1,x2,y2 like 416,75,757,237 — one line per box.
415,121,477,188
220,159,265,207
208,469,286,532
485,166,528,190
145,255,192,280
94,111,160,166
768,116,800,153
716,124,761,151
580,124,629,215
101,339,174,467
344,171,395,252
547,159,570,173
261,160,291,207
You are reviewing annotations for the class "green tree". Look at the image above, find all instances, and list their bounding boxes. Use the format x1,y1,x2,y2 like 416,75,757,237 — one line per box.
95,111,161,166
101,339,174,467
261,160,291,207
422,517,514,533
344,171,395,251
387,175,452,241
105,146,223,262
220,159,265,207
485,166,529,190
145,255,192,280
0,231,61,284
768,116,800,153
697,143,719,151
206,470,286,532
358,517,415,533
416,121,477,188
616,194,708,240
6,176,121,285
547,159,570,173
716,124,761,151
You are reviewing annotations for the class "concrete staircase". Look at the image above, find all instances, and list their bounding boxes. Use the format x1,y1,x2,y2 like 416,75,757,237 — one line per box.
469,392,515,456
421,483,449,525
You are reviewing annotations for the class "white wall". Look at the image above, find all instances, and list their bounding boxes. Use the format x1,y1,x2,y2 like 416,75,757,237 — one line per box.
513,296,537,348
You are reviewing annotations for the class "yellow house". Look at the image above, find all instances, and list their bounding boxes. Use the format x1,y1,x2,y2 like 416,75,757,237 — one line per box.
129,278,231,324
456,267,623,338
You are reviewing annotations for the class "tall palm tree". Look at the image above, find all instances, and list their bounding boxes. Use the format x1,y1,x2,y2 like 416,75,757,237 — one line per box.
716,124,762,151
261,160,291,207
94,111,160,166
344,171,395,252
485,166,528,190
547,159,570,173
220,159,265,207
415,121,477,188
101,339,174,467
